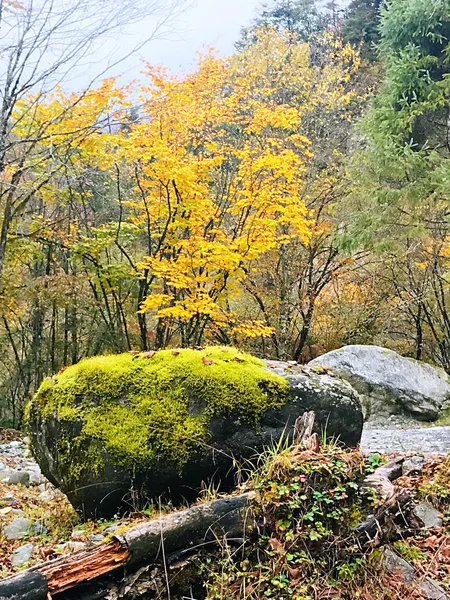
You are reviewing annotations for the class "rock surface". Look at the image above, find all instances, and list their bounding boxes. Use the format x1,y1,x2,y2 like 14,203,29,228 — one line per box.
309,345,450,421
382,547,450,599
412,502,443,529
3,517,31,540
27,348,363,519
264,361,363,445
361,425,450,455
10,544,34,568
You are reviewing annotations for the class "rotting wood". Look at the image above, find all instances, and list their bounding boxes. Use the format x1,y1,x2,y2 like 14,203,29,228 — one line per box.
0,492,255,599
362,457,405,501
293,410,317,447
355,457,411,548
40,541,130,594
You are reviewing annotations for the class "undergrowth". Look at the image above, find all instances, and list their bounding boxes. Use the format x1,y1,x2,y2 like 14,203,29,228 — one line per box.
202,440,380,600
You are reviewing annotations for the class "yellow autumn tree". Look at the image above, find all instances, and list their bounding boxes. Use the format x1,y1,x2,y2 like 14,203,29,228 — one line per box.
107,28,359,348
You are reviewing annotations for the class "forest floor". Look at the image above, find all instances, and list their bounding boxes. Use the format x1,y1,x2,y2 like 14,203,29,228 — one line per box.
1,425,450,597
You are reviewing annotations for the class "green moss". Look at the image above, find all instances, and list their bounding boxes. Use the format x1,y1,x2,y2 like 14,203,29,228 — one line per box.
31,347,289,480
436,410,450,427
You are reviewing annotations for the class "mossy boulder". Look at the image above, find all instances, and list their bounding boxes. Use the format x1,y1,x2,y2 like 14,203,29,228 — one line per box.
27,347,363,519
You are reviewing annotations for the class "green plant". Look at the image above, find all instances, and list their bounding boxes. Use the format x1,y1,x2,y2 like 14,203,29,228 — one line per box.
203,444,378,600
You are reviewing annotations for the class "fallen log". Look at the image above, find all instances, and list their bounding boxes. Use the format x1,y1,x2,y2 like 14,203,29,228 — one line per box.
0,492,255,599
0,572,48,600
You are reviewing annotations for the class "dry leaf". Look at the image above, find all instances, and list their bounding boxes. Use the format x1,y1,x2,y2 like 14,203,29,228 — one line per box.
268,537,283,551
202,356,216,365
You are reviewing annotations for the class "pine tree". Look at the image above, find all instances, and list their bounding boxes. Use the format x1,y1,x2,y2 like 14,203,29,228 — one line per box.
341,0,384,62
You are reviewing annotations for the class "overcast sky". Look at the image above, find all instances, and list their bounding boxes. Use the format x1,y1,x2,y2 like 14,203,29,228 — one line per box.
93,0,262,86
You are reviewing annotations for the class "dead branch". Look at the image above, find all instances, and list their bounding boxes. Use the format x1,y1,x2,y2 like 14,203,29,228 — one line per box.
354,457,411,548
362,457,405,501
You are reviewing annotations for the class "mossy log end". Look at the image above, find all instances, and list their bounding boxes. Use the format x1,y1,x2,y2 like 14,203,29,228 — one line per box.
0,492,255,599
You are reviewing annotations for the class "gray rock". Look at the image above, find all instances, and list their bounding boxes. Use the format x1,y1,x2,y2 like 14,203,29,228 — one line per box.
3,518,31,540
402,455,427,475
56,541,86,553
383,547,450,599
30,522,48,536
38,489,57,503
309,345,450,421
88,533,105,544
27,351,363,519
5,469,30,486
27,467,43,486
412,502,443,529
264,362,363,446
103,524,121,535
0,441,26,457
361,425,450,456
1,493,18,506
10,544,34,568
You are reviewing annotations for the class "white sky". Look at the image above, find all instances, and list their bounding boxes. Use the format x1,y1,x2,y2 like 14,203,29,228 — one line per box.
96,0,262,85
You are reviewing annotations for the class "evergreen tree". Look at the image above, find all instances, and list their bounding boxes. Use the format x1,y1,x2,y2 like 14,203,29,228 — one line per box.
237,0,330,48
344,0,450,366
341,0,384,62
259,0,328,39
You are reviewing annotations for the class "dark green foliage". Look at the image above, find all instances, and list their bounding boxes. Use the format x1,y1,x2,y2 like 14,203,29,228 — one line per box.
340,0,450,368
341,0,383,61
341,0,450,249
374,0,450,143
258,0,329,39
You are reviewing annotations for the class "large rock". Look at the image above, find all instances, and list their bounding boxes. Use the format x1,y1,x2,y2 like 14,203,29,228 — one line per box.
27,347,362,519
309,345,450,422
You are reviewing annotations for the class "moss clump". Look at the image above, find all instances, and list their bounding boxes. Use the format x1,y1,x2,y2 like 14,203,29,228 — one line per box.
32,347,289,476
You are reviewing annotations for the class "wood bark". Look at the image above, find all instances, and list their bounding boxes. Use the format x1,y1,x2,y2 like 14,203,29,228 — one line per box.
0,572,48,600
0,493,255,599
362,457,405,501
293,410,317,446
355,457,411,548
